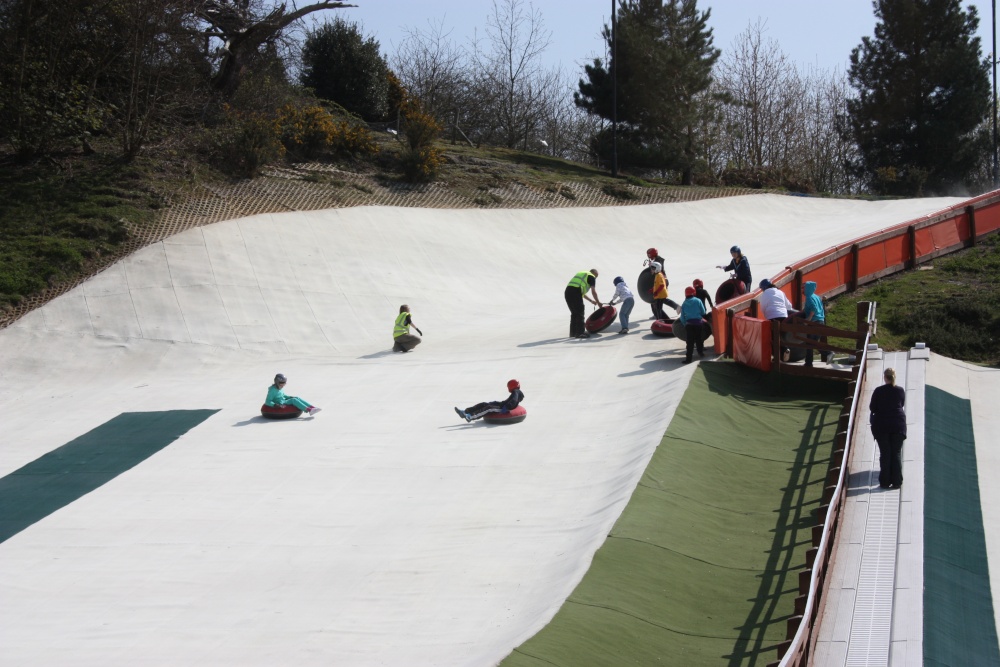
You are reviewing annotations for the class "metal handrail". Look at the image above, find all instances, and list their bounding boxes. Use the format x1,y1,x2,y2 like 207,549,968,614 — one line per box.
778,301,875,666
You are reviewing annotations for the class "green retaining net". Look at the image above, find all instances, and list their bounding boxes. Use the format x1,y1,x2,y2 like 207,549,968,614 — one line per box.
924,386,1000,666
501,362,844,667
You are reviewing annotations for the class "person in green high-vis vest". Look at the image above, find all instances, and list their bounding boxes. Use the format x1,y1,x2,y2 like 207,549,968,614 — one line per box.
565,269,602,338
393,304,423,352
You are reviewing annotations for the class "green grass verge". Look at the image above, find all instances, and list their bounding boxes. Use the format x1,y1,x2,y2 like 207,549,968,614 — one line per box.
826,234,1000,366
0,154,163,310
501,362,843,667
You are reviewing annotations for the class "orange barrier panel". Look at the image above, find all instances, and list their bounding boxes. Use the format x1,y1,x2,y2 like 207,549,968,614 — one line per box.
733,315,771,371
712,191,1000,370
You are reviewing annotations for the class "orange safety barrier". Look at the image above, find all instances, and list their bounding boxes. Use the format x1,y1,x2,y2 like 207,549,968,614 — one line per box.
711,190,1000,369
732,315,771,372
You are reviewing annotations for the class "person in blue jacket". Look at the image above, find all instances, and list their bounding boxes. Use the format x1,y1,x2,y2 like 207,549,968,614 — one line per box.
678,286,707,363
265,374,321,416
455,379,524,422
796,280,830,366
717,245,752,294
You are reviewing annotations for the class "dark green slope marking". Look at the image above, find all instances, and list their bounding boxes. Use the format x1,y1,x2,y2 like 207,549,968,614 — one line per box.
501,363,842,667
924,386,1000,666
0,410,218,544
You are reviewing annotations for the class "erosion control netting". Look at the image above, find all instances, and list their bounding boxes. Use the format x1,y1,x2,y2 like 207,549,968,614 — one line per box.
0,166,758,330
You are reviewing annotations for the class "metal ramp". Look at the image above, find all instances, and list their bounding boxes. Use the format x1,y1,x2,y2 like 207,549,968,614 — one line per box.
812,347,928,666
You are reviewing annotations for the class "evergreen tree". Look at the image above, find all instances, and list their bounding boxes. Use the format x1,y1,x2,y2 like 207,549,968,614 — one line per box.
300,18,391,121
845,0,990,195
575,0,720,183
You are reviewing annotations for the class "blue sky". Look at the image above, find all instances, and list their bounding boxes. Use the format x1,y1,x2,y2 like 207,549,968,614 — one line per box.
329,0,997,77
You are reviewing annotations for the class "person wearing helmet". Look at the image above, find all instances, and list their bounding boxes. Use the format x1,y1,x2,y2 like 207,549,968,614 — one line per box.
649,262,679,322
692,278,714,313
678,286,708,363
455,379,525,422
565,269,602,338
609,276,635,334
717,245,752,294
265,374,321,416
393,304,424,352
758,279,795,322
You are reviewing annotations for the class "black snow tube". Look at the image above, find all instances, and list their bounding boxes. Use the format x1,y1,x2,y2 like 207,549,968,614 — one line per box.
636,267,655,303
715,278,747,304
781,330,807,363
585,305,617,333
672,319,713,342
483,405,527,424
650,319,675,337
261,404,303,419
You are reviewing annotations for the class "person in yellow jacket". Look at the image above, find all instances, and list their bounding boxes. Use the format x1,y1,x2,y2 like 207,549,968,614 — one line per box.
393,304,423,352
565,269,602,338
650,262,679,321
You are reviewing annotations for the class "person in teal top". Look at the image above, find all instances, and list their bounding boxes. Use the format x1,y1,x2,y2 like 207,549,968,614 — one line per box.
797,281,829,366
265,374,321,416
678,286,708,363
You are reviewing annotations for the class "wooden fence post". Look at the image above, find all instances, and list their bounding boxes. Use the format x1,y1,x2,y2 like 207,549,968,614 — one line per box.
968,204,978,246
850,243,860,291
907,225,917,269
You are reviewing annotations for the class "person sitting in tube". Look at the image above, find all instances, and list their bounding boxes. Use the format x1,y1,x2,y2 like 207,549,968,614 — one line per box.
265,374,321,416
454,379,524,422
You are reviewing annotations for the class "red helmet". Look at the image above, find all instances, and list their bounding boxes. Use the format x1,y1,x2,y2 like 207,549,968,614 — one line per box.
684,286,696,297
692,278,704,289
646,247,659,259
507,379,520,391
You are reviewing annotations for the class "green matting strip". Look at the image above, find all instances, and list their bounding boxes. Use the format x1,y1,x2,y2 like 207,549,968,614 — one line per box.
0,410,219,544
501,363,843,667
924,386,1000,666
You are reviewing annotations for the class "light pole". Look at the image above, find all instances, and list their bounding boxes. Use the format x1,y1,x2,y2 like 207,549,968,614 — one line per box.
611,0,618,177
993,0,998,188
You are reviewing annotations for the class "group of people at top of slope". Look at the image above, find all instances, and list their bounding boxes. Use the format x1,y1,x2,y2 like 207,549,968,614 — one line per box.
564,246,743,363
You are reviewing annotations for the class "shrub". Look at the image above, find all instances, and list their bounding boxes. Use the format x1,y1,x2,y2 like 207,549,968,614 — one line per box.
400,147,444,183
399,103,442,183
213,107,284,178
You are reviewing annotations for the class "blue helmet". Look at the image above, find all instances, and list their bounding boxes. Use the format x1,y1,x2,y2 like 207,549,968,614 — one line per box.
730,245,741,254
613,276,624,285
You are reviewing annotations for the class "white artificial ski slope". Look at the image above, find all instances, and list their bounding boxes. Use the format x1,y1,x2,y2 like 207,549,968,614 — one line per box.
0,195,962,666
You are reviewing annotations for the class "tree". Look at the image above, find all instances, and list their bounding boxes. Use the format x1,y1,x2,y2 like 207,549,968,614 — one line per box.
300,17,390,120
845,0,991,195
192,0,354,95
468,0,553,149
576,0,721,183
392,18,467,121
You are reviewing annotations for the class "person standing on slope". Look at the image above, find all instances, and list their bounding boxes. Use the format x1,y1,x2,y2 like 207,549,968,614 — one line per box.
565,269,602,338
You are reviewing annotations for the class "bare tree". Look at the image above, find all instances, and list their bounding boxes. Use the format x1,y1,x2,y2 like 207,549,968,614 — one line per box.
190,0,355,94
392,18,467,120
716,20,803,173
468,0,552,149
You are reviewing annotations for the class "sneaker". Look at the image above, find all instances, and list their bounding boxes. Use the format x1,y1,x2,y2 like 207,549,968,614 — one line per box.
454,407,466,421
392,343,404,352
576,332,591,338
618,328,629,334
307,407,322,416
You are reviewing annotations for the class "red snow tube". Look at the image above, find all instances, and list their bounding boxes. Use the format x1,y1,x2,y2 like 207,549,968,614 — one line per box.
261,404,303,419
483,405,527,424
636,267,655,303
585,305,617,333
650,319,675,336
672,319,713,342
715,278,747,304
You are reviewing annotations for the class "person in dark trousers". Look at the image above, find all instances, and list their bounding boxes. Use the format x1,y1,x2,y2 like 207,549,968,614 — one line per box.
646,247,668,319
393,304,423,352
795,281,830,366
870,367,906,489
692,278,714,313
717,245,752,294
650,262,679,321
565,269,601,338
678,286,707,363
455,379,524,422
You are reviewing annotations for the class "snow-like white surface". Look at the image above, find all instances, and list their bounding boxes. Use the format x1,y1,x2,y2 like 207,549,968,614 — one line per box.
0,195,964,666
